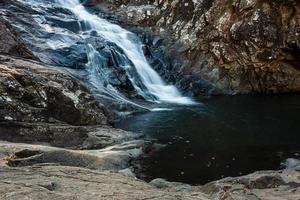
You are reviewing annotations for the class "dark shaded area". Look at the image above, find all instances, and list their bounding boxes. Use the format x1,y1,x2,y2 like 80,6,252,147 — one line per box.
117,95,300,184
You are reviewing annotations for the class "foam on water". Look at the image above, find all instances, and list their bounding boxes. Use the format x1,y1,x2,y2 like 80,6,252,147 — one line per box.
54,0,196,105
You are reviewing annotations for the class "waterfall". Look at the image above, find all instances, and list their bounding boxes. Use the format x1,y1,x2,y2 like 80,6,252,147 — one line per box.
17,0,196,106
55,0,195,105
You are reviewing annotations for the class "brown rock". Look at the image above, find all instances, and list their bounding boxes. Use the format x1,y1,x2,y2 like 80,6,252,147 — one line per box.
92,0,300,95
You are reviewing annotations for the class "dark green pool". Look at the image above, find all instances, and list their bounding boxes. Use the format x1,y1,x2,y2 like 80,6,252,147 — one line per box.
116,95,300,184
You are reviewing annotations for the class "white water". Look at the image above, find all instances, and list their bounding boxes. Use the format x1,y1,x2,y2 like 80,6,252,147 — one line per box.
54,0,195,105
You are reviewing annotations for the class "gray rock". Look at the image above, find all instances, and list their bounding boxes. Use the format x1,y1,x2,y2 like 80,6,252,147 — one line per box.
0,165,208,200
1,140,299,200
0,19,35,59
118,168,136,178
201,169,300,200
0,55,141,149
150,178,196,192
0,141,208,200
0,140,145,171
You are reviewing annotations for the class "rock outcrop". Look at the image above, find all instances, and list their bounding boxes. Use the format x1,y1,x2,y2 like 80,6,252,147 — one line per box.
0,55,140,149
0,140,299,200
0,4,141,150
0,140,146,171
0,19,35,59
90,0,300,95
0,56,107,125
201,167,300,200
0,0,156,102
0,141,206,200
0,165,208,200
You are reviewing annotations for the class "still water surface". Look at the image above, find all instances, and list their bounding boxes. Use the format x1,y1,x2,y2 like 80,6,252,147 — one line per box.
116,95,300,184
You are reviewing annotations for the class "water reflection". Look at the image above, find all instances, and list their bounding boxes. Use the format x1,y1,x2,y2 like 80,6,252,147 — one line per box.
116,95,300,184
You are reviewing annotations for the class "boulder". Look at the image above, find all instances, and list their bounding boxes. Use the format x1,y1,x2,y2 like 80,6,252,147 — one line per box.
201,168,300,200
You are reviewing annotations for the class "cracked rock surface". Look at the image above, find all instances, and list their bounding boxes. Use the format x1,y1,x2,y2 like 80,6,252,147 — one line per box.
91,0,300,95
0,140,300,200
0,55,143,150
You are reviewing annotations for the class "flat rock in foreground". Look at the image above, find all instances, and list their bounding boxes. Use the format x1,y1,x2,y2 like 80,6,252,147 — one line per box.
0,141,300,200
0,140,146,171
0,161,299,200
0,165,207,200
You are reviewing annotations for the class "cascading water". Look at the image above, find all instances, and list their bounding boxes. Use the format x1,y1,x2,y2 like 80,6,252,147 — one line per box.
16,0,196,107
56,0,194,105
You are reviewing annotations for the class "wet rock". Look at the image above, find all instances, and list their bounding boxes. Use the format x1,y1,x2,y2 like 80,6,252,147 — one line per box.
0,56,108,123
0,55,143,149
0,0,150,101
0,55,107,126
91,0,300,95
0,19,35,59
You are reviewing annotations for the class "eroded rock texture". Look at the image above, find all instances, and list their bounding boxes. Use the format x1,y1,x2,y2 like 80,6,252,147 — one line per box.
0,141,207,200
0,56,107,126
0,24,141,149
0,165,208,200
0,141,299,200
91,0,300,95
0,55,144,149
0,19,35,59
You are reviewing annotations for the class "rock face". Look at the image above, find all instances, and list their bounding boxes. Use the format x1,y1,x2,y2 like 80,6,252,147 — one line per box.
0,10,141,149
0,0,158,102
91,0,300,95
4,0,299,96
0,54,148,149
0,19,35,59
0,1,300,199
0,55,107,126
201,168,300,200
0,10,169,199
0,55,136,149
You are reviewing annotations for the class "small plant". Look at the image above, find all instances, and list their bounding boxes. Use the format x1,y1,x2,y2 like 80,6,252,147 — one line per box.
3,154,17,162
